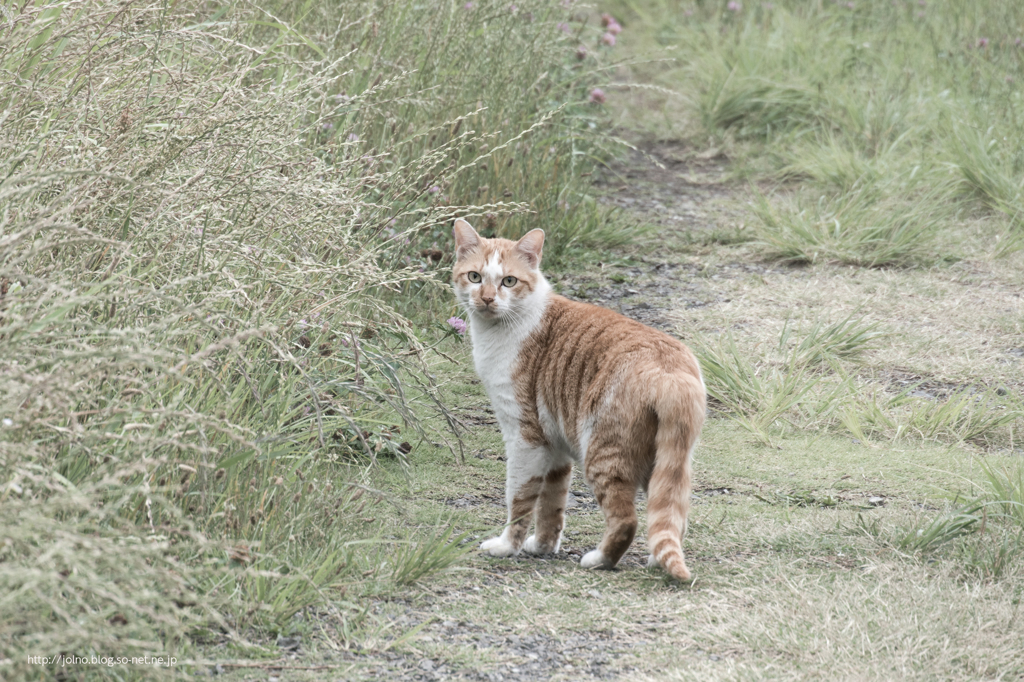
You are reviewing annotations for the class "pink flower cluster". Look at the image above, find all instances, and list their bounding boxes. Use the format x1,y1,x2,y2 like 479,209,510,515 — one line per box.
600,12,621,46
589,87,606,104
601,13,622,34
447,317,467,335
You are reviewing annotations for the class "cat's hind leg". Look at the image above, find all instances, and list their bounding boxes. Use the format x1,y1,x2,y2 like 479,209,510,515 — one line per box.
523,464,572,555
580,474,638,570
480,443,549,557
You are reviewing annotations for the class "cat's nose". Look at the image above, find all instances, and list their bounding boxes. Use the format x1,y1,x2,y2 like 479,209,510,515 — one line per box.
481,294,495,304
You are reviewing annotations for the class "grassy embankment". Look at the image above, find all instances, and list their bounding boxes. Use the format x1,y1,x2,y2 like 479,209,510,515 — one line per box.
0,1,621,679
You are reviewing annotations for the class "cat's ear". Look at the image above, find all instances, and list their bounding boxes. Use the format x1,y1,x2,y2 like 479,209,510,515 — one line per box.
515,229,545,269
453,218,480,260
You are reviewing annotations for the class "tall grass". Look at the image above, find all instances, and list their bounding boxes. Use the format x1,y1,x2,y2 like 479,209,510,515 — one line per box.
0,0,615,678
750,183,947,266
697,319,1022,448
609,0,1024,264
842,385,1023,446
695,319,875,443
868,461,1024,577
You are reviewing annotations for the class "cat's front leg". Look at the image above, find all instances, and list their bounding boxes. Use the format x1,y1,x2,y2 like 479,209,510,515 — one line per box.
480,441,549,557
522,463,572,555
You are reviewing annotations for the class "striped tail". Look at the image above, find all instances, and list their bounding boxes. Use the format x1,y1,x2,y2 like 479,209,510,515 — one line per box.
646,372,706,581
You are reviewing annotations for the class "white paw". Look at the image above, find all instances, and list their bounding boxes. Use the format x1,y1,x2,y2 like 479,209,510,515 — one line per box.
480,536,517,557
523,535,561,555
647,554,658,568
580,549,614,570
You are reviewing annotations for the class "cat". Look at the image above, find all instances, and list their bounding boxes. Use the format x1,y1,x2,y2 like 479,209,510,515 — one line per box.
451,218,706,581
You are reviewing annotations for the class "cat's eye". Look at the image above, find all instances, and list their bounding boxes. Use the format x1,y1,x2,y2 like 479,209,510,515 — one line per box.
467,271,482,283
502,275,518,287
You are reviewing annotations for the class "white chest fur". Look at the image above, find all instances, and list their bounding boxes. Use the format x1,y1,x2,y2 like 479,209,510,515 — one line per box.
468,281,551,439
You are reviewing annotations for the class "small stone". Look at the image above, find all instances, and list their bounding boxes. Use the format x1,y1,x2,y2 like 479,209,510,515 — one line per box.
587,589,602,599
419,659,435,671
868,496,885,506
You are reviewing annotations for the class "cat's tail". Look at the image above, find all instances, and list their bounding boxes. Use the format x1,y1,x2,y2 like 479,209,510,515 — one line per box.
646,371,706,582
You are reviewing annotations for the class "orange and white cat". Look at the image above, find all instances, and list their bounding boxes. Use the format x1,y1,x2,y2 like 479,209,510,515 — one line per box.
452,218,706,581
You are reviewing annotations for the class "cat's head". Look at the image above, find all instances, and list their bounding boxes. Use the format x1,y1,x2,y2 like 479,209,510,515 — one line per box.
451,218,548,323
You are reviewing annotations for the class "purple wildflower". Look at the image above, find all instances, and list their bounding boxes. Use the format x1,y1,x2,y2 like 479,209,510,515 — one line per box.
429,185,441,194
589,87,606,104
558,22,572,34
447,317,467,335
978,37,989,48
727,1,741,11
601,32,616,46
347,133,358,141
464,1,474,8
576,45,588,60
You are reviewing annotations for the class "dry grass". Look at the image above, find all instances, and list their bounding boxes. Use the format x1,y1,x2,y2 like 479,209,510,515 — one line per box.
642,561,1023,680
0,0,618,677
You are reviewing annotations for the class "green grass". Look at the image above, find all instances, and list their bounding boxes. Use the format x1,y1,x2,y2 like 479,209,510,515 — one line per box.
606,0,1024,265
696,313,1022,450
749,181,949,267
842,384,1023,446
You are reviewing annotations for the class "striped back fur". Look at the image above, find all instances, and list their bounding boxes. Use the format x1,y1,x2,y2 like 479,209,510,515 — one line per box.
452,218,706,581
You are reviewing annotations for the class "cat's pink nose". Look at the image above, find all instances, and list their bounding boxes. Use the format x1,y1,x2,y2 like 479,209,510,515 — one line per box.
481,294,494,305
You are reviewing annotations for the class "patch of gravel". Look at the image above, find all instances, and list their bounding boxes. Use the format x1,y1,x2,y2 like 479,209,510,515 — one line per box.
337,623,640,681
